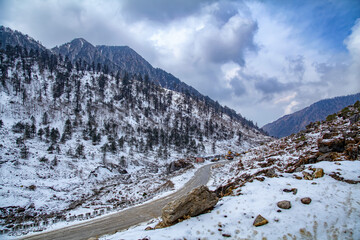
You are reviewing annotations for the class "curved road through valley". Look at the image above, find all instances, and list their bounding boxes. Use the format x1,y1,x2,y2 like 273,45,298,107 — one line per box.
22,162,224,240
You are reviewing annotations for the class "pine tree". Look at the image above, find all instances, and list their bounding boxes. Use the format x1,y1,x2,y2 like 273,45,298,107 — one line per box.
20,145,29,159
61,119,72,142
42,112,49,125
51,156,58,166
38,128,44,140
50,128,60,143
75,144,85,158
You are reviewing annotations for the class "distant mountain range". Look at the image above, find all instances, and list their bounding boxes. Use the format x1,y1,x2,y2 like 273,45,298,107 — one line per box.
262,93,360,138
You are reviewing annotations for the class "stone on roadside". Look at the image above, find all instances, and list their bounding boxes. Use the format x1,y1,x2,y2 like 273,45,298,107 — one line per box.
161,185,218,225
277,200,291,209
301,197,312,204
253,214,269,227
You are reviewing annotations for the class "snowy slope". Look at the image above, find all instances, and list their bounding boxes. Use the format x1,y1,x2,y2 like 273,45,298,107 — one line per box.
0,44,269,236
101,102,360,240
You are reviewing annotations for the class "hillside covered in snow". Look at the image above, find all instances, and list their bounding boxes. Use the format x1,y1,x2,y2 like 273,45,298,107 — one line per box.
0,27,269,237
103,102,360,239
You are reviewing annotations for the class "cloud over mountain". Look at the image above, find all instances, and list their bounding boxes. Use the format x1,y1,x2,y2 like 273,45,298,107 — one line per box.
1,0,359,126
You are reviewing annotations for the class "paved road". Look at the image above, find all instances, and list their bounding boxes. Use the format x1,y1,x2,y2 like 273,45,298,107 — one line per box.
22,162,223,240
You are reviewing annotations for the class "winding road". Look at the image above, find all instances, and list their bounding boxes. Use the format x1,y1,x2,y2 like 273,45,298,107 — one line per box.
22,162,223,240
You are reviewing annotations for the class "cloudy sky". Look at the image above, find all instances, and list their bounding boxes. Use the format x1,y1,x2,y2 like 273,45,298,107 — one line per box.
1,0,359,126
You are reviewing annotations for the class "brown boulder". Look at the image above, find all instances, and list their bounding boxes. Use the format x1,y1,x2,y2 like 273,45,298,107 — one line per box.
345,144,359,160
302,171,313,180
277,200,291,209
301,197,312,204
253,214,269,227
313,168,324,178
317,152,341,162
161,185,218,225
265,168,278,178
283,188,297,195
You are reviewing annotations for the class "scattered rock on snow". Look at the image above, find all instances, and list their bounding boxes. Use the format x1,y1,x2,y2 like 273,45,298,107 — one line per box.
301,197,312,204
294,166,305,172
265,168,278,178
317,152,340,162
161,185,218,225
283,188,297,195
302,171,313,180
253,214,269,227
313,168,324,178
277,200,291,209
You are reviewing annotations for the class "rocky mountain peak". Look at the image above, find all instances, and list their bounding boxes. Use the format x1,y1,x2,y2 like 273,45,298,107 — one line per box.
0,25,47,52
52,37,98,63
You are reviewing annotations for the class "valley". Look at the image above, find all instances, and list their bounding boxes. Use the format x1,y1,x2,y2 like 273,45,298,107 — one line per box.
0,24,359,240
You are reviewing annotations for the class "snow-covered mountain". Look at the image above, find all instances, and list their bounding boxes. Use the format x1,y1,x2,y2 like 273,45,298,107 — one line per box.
0,26,269,236
0,26,47,52
52,37,259,127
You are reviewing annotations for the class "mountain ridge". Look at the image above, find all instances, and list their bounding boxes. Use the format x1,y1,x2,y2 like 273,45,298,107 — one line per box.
0,26,271,234
51,33,259,130
262,93,360,138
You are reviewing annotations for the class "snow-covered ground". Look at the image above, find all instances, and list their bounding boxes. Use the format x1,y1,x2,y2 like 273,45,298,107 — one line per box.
100,104,360,240
101,160,360,240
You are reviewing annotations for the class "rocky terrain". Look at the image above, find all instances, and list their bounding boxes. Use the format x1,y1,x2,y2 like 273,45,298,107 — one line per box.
104,102,360,239
262,92,360,138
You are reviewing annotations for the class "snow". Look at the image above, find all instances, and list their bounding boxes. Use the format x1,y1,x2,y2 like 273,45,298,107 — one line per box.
309,161,360,181
101,160,360,240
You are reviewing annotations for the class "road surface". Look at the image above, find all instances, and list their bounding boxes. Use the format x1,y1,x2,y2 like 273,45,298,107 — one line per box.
22,162,223,240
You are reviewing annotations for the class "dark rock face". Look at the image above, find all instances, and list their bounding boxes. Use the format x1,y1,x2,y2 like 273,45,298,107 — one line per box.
349,113,360,124
318,138,345,153
161,186,218,225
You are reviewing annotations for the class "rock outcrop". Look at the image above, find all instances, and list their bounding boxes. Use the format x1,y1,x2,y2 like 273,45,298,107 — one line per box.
318,138,345,153
161,186,218,225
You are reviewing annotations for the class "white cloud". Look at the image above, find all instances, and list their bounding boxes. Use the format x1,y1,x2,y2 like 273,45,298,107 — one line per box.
1,0,359,127
274,92,297,104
